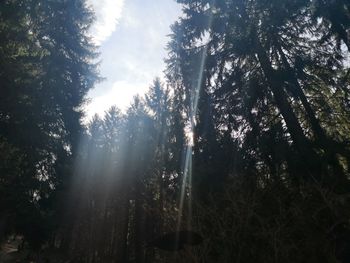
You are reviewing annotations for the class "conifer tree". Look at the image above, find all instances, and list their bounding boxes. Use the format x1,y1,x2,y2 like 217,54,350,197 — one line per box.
0,0,99,246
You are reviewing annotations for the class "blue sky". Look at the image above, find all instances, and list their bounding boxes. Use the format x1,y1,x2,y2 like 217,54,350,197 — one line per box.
86,0,181,119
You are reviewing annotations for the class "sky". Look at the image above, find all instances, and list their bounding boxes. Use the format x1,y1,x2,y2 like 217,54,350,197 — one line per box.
85,0,182,119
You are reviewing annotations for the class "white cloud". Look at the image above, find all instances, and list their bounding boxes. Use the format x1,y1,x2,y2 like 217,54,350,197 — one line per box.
86,81,149,120
88,0,124,45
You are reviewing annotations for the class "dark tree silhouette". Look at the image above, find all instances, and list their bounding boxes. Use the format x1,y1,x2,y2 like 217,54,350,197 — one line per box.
0,0,99,249
1,1,350,263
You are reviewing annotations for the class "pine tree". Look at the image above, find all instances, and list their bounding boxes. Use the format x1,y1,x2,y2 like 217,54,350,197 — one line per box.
0,0,99,247
165,1,350,262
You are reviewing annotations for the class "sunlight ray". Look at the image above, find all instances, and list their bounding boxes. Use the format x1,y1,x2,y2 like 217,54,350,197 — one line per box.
175,8,214,241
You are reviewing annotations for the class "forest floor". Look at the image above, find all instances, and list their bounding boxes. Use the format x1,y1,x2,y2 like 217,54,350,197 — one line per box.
0,237,66,263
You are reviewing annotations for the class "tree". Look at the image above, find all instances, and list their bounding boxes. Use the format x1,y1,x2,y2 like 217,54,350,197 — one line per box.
168,0,350,187
0,0,99,247
165,0,350,262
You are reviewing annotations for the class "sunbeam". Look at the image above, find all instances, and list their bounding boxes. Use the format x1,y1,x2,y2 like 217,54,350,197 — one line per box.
175,9,213,244
2,0,346,262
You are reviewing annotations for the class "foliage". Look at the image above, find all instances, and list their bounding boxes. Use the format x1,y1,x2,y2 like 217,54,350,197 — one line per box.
0,0,99,248
1,0,350,262
164,0,350,262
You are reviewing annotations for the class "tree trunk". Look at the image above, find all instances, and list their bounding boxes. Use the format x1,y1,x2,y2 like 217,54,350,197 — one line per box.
254,39,322,178
115,194,130,263
134,181,144,263
275,43,350,183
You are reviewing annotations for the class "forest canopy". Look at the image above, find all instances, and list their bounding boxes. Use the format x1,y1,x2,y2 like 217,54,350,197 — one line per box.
1,0,350,262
